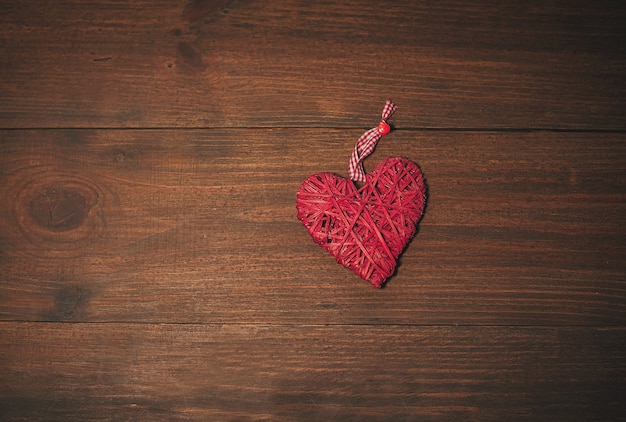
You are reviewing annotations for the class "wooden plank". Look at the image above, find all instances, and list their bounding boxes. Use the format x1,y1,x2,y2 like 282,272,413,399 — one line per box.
0,323,624,421
1,0,625,129
1,129,624,325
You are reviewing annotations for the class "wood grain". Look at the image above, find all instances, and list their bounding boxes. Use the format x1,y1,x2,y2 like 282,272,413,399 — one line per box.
1,0,624,129
1,1,625,420
1,129,623,325
1,323,624,421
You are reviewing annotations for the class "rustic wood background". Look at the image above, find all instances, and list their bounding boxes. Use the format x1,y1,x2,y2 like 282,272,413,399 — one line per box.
1,1,625,420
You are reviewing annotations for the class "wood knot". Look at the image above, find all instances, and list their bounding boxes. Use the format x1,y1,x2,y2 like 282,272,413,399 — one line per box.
12,175,104,257
29,186,90,232
177,41,207,70
53,285,90,320
183,0,228,24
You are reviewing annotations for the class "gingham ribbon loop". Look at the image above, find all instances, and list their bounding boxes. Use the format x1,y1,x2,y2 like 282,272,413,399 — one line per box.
348,100,397,182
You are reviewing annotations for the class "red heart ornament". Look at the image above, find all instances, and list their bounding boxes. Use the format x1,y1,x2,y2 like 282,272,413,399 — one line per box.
297,157,426,288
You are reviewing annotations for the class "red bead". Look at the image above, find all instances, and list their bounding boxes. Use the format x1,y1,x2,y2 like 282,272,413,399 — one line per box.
377,123,391,135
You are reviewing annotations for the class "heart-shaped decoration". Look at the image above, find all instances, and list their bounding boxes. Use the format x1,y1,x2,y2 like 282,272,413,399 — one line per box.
296,157,426,288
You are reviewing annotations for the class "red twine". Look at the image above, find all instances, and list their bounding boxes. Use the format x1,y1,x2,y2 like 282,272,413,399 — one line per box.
297,158,426,288
348,99,397,182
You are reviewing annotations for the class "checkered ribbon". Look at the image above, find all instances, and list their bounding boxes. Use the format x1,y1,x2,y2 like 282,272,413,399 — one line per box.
348,99,397,182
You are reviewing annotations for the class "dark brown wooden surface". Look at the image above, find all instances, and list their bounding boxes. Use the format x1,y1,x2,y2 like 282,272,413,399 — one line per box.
1,130,624,326
1,1,625,420
1,324,624,421
1,0,625,130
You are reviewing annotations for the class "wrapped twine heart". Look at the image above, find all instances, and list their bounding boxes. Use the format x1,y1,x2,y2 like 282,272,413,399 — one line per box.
296,100,427,288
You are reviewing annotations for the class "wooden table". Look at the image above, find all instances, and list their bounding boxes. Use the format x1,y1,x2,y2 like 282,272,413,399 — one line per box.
1,1,625,420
